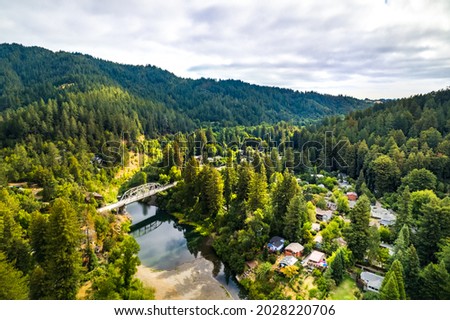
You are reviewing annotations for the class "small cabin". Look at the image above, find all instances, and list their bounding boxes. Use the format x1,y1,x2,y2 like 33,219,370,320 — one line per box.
284,242,304,257
279,256,298,268
346,192,358,201
267,236,285,252
315,208,333,222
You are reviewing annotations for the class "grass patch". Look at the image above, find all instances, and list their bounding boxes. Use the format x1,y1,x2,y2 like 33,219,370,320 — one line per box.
329,276,359,300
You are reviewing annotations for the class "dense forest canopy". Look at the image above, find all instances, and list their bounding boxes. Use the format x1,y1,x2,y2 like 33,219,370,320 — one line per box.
0,43,371,128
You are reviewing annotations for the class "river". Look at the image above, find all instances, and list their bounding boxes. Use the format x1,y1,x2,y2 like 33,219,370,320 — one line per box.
126,202,245,300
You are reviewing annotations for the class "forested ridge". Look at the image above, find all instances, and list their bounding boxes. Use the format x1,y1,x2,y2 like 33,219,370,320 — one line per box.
0,43,370,128
1,42,450,300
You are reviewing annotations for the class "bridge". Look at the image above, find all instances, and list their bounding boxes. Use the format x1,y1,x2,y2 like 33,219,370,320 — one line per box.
97,182,177,213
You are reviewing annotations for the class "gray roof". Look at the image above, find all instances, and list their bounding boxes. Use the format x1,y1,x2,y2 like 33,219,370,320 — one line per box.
285,242,304,253
308,250,326,263
360,271,384,290
279,256,298,266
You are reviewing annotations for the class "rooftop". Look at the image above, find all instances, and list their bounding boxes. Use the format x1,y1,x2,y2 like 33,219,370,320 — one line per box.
360,271,384,290
308,250,326,263
279,256,298,267
285,242,304,253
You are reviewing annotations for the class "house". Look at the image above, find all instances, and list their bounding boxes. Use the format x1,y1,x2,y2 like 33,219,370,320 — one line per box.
338,180,351,191
268,236,285,252
360,271,385,293
311,223,321,232
279,256,298,268
348,200,357,209
335,237,347,247
346,192,358,201
315,208,333,222
380,243,394,256
303,250,327,269
284,243,304,257
326,201,337,211
245,260,258,270
371,205,396,227
85,192,104,203
314,234,323,248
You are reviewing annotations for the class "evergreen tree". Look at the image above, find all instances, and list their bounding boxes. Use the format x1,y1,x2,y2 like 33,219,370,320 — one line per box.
404,245,421,299
271,170,300,235
329,248,345,285
44,198,81,299
247,165,269,213
419,261,450,299
283,195,307,241
197,166,224,219
394,224,410,256
29,211,48,265
380,272,400,300
183,157,200,207
344,195,371,261
390,260,406,300
395,186,412,233
0,252,29,300
416,200,450,265
223,156,237,211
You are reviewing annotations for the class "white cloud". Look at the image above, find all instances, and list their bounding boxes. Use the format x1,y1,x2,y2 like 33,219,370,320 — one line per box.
0,0,449,98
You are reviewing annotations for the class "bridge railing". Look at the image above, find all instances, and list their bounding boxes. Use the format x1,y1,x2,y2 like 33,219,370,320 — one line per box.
97,182,177,213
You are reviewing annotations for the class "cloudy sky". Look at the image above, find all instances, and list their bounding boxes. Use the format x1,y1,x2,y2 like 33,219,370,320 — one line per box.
1,0,449,99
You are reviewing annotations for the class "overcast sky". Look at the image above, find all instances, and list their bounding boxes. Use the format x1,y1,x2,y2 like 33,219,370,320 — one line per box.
1,0,449,99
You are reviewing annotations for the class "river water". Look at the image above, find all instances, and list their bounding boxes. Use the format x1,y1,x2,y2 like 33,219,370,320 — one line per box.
126,202,244,299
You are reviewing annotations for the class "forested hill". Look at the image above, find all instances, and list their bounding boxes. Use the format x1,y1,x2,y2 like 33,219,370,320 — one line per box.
0,43,371,128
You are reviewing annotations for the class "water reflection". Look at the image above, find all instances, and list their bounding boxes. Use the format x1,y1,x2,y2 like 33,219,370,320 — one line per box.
126,202,245,299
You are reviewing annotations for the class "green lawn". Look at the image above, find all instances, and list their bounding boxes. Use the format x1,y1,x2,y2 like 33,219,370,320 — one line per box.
329,276,360,300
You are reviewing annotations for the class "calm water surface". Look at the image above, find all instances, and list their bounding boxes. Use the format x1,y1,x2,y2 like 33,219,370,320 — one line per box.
126,202,245,299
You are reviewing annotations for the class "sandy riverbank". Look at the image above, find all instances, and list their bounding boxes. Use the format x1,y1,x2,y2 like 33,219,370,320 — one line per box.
136,258,233,300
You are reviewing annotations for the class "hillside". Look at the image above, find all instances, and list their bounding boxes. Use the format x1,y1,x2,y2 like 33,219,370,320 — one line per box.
0,43,371,129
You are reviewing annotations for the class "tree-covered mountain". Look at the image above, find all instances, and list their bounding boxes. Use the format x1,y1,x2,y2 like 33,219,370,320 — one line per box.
0,43,371,129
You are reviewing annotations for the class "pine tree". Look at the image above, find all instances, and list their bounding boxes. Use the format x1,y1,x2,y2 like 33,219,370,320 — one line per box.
29,211,48,265
390,260,406,300
223,156,237,211
419,261,450,299
247,165,269,213
183,157,200,207
380,272,400,300
404,245,421,299
283,195,307,241
344,195,371,261
395,186,412,233
0,252,28,300
44,198,81,299
394,224,410,256
416,200,450,265
198,166,224,219
329,248,345,285
271,170,300,235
